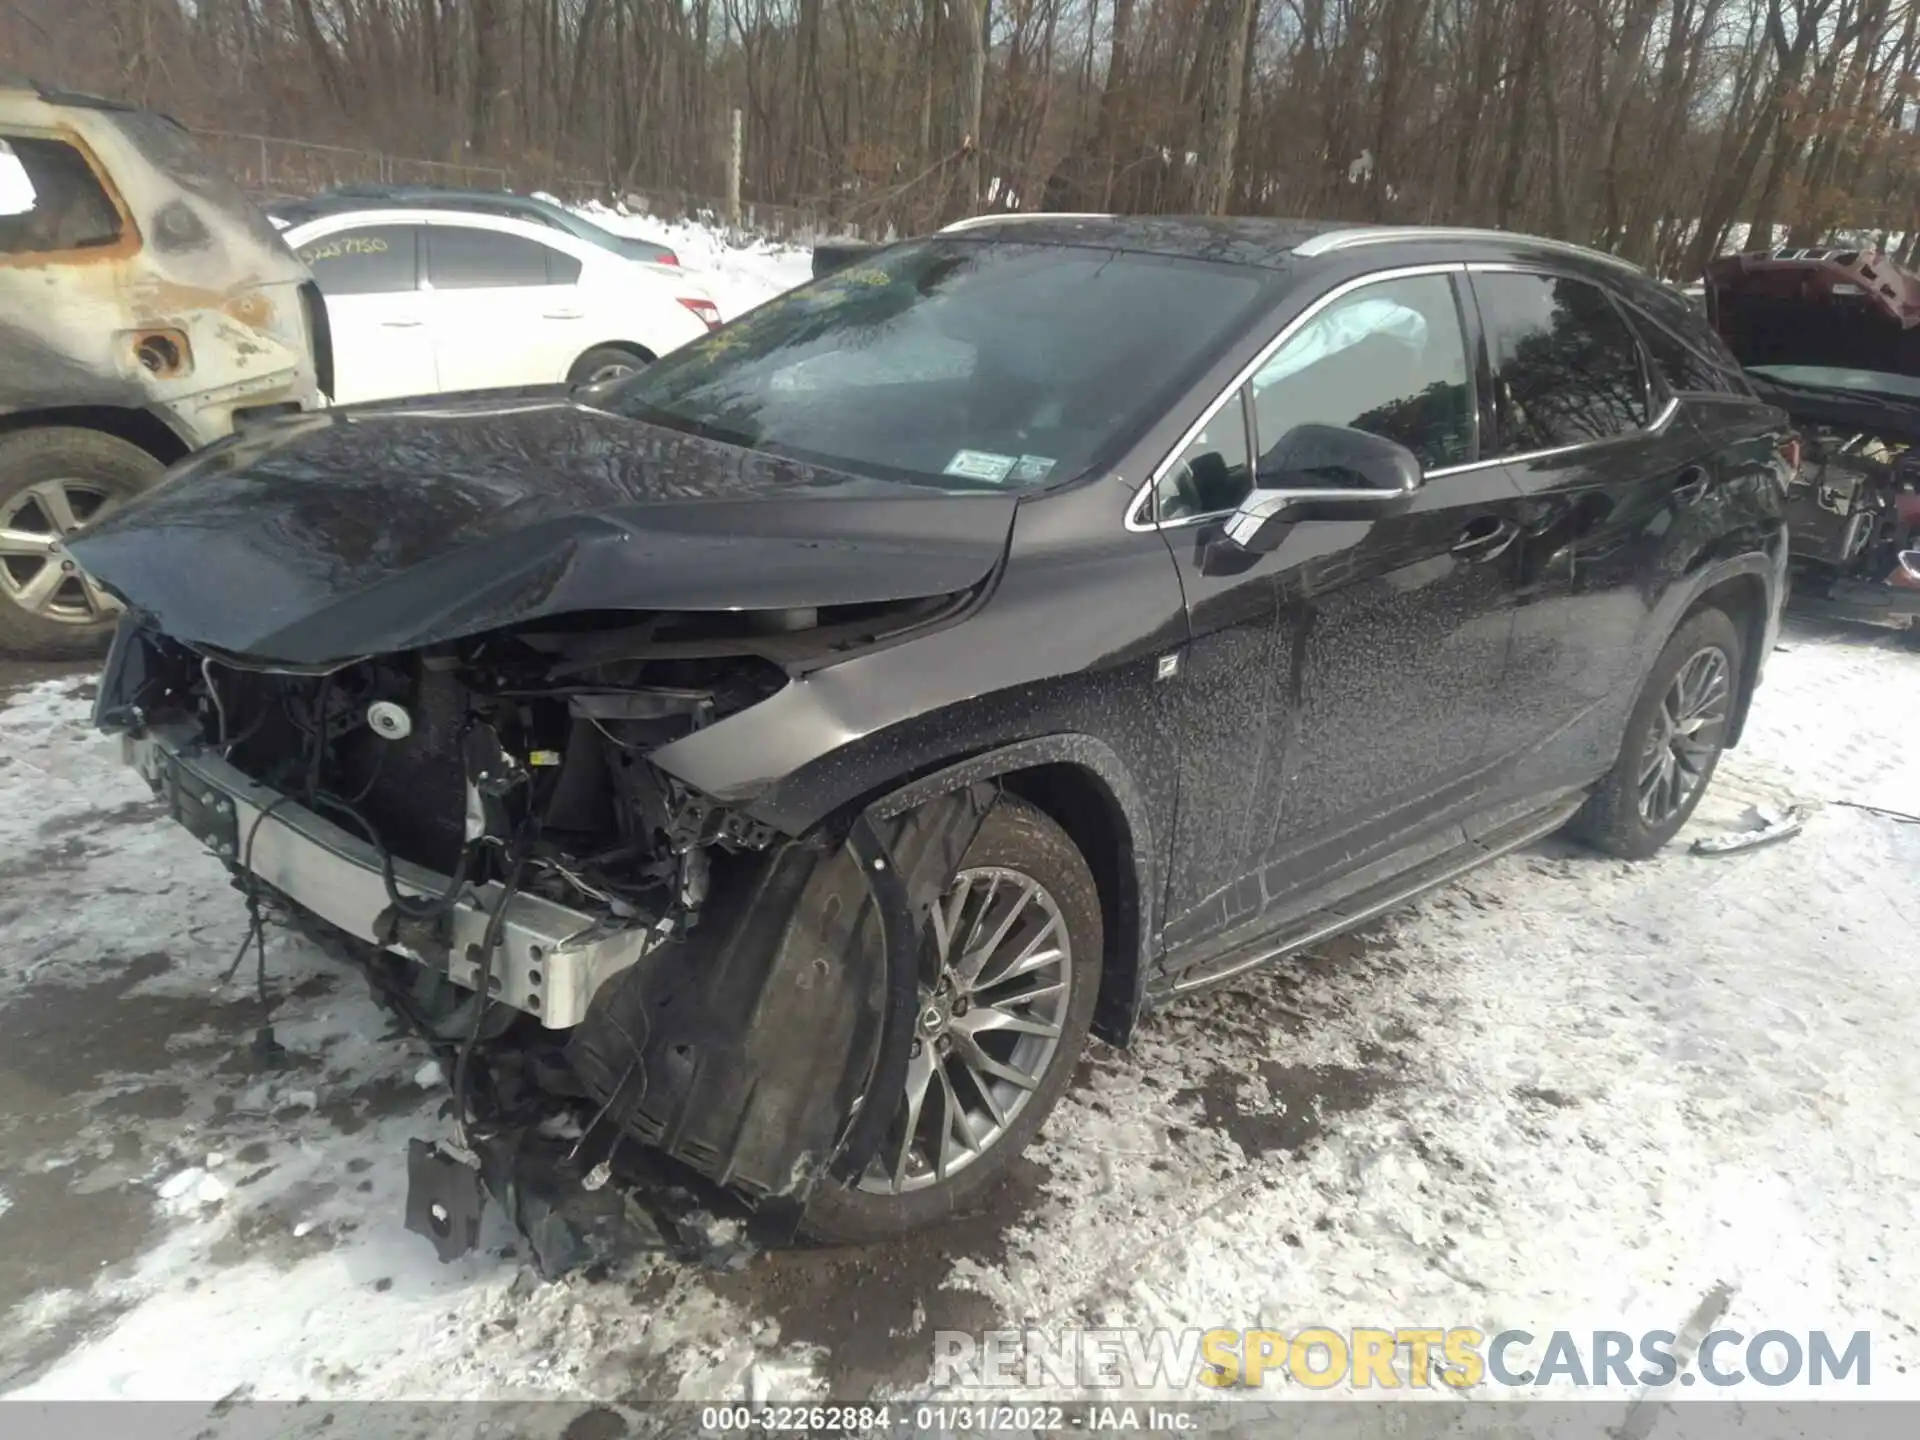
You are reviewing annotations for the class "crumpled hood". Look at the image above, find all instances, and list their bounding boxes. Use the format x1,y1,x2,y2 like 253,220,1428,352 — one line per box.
1706,250,1920,376
67,396,1018,664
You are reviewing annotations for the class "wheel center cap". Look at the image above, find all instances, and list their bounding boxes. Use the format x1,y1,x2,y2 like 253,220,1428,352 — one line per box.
918,1000,950,1036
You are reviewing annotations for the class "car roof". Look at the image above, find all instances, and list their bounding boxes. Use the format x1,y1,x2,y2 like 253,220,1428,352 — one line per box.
281,206,587,246
0,76,147,113
937,213,1644,278
269,188,541,217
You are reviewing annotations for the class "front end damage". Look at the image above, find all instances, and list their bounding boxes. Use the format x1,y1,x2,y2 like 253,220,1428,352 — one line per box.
94,608,994,1270
1774,419,1920,625
1707,248,1920,629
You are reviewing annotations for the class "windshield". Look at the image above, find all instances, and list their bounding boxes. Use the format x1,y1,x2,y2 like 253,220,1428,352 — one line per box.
596,239,1276,489
1749,364,1920,400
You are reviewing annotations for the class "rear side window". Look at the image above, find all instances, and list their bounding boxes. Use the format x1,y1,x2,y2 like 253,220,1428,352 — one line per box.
427,226,574,288
297,226,418,296
1475,272,1650,453
0,135,121,254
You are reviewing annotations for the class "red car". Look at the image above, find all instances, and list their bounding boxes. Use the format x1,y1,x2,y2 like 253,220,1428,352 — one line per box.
1706,247,1920,633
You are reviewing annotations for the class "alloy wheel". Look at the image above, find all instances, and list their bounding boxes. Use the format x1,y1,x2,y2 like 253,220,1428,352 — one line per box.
1636,644,1732,826
0,478,121,627
857,865,1073,1196
586,359,641,384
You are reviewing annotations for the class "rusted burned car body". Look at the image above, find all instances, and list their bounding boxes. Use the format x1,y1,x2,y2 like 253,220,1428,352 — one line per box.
0,80,325,657
1706,247,1920,630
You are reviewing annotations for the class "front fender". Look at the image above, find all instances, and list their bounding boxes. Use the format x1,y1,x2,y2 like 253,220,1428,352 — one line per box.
562,783,996,1213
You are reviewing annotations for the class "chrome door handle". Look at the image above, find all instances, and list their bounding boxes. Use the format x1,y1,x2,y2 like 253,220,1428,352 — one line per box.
1672,469,1709,506
1451,516,1520,562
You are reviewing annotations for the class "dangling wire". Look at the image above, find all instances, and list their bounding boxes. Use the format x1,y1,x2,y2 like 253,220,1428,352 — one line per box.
222,794,300,1067
450,824,537,1148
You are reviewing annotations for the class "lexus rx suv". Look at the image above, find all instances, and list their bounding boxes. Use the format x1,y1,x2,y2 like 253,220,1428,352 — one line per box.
73,217,1791,1254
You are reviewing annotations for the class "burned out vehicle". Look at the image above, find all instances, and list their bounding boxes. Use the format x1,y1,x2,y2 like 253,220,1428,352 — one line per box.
0,79,327,658
74,219,1791,1254
1705,248,1920,631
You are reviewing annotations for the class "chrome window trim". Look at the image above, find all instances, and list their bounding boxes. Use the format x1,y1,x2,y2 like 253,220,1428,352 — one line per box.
1294,226,1646,277
1222,482,1416,547
1125,262,1464,532
1129,259,1683,533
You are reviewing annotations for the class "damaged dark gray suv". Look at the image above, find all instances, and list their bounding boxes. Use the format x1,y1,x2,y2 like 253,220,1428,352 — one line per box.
75,217,1793,1250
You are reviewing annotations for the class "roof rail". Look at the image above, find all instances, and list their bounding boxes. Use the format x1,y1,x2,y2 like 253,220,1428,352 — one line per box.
939,211,1114,233
1294,226,1643,273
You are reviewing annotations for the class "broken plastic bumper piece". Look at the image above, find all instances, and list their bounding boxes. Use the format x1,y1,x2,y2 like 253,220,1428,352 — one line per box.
122,721,656,1027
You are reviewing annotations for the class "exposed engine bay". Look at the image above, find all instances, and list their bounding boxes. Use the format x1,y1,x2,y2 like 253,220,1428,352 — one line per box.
94,602,993,1271
1783,422,1920,608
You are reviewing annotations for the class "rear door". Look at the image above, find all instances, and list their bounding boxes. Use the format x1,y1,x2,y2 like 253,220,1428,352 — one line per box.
294,224,433,404
1471,267,1718,800
421,222,586,391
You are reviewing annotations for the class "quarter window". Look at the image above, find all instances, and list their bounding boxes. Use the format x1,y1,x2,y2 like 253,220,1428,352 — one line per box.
1629,308,1738,395
1247,273,1474,475
298,225,418,296
0,134,121,255
1475,272,1651,453
427,226,574,288
1158,389,1255,522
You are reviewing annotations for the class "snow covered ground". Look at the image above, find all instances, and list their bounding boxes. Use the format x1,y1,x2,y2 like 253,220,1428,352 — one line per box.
1,614,1917,1430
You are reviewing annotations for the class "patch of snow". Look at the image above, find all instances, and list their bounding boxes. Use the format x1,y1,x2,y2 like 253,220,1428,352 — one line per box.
156,1169,226,1214
564,198,813,320
413,1060,445,1090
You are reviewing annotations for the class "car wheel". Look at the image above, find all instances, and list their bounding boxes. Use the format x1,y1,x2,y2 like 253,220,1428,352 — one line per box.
0,428,162,660
567,346,650,386
802,797,1102,1244
1567,605,1745,860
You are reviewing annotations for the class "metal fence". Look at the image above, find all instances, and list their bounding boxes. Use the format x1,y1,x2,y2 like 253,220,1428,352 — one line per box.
197,130,509,198
193,129,866,242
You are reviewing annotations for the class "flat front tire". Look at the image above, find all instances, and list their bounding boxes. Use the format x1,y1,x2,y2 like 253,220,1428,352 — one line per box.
1567,605,1745,859
0,428,163,660
802,798,1102,1244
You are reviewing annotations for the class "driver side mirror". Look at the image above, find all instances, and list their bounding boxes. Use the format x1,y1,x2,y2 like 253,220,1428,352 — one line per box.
1223,423,1424,553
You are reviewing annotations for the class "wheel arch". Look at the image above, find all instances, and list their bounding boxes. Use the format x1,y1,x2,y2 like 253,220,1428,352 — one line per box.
0,405,191,465
568,339,656,381
860,734,1155,1047
1687,570,1771,746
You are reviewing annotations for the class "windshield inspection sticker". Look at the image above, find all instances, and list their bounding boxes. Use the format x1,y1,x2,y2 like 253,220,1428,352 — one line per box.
944,449,1019,482
1010,454,1057,482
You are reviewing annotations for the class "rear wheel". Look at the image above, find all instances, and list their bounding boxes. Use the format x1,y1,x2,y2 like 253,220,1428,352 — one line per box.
1567,605,1745,859
802,798,1102,1243
0,428,163,660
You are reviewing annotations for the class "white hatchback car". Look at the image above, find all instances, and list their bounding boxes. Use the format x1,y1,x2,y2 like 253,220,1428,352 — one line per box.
282,208,722,405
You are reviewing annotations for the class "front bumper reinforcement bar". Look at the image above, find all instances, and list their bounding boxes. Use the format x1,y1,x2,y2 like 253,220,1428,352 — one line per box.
124,720,654,1028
